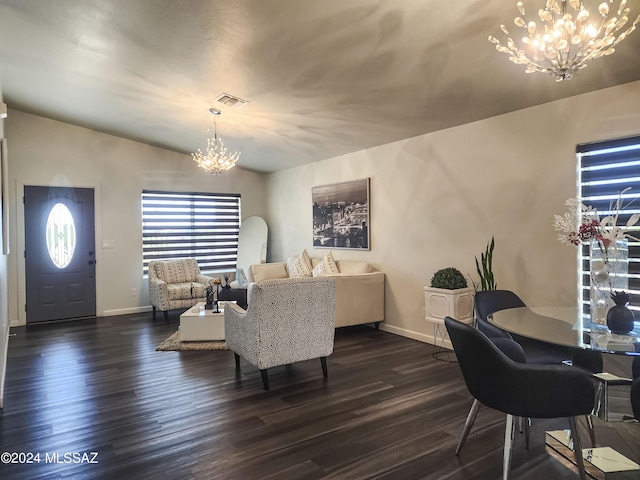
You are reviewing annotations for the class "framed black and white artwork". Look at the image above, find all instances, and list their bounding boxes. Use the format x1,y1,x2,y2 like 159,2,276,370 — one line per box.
312,178,370,250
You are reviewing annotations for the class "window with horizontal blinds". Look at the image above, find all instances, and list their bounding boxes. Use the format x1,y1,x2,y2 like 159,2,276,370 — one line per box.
577,135,640,315
141,191,240,274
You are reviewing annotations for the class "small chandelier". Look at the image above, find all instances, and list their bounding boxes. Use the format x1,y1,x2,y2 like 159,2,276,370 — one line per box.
489,0,639,81
191,108,240,175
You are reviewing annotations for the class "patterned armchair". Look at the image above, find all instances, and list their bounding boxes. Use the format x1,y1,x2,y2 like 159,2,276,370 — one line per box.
148,258,216,321
224,277,336,390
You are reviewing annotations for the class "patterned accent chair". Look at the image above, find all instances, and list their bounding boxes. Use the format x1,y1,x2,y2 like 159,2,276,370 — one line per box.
224,277,336,390
148,258,216,321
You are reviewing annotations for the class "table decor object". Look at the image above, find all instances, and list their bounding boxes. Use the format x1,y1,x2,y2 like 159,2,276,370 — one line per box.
554,188,639,327
205,285,215,310
590,238,628,326
213,278,222,313
606,290,636,334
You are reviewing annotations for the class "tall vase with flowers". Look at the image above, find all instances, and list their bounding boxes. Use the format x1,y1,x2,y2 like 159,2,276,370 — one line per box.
554,188,639,329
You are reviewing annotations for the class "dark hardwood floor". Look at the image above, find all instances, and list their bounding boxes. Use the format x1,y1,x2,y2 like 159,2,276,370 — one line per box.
1,313,638,480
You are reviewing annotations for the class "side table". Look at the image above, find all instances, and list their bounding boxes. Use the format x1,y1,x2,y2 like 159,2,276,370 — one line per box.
218,287,247,308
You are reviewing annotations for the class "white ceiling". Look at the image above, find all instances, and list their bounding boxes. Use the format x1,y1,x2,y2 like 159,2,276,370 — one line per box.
1,0,639,173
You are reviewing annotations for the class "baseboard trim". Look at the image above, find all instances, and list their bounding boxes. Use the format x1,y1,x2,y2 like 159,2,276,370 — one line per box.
102,306,152,317
380,322,451,349
9,306,153,326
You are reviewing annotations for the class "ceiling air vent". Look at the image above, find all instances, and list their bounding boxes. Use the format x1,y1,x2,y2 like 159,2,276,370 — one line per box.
215,93,249,109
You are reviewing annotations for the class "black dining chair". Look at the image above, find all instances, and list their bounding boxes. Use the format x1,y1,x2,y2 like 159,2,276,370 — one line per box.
472,290,600,444
456,290,531,453
474,289,525,339
455,335,527,455
631,357,640,421
475,290,604,412
445,317,595,480
632,377,640,421
475,290,574,365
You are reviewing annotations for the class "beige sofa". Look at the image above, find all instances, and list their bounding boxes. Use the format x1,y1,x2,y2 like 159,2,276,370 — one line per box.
247,257,384,328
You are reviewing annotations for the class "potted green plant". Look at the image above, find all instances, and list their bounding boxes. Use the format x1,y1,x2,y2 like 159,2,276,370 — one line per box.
475,237,497,291
424,267,474,323
430,267,468,290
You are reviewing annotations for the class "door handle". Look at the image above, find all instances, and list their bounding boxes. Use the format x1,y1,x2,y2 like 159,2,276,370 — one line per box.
88,260,95,265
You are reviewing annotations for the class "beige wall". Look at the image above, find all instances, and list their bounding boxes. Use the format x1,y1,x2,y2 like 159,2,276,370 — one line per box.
265,80,640,344
6,110,267,325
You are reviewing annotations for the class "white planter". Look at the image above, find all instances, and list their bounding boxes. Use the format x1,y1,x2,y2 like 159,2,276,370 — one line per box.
424,286,474,324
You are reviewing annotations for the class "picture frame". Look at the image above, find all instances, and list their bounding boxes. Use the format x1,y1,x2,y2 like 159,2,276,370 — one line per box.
1,138,8,255
312,178,370,250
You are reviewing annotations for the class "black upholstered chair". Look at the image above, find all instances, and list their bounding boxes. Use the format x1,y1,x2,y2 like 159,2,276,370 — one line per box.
474,290,573,365
445,317,595,480
632,357,640,421
474,289,525,340
464,290,556,452
632,377,640,421
472,290,600,445
455,336,527,455
475,290,605,373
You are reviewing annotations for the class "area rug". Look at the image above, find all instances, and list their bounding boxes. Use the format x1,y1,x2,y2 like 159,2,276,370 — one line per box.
156,331,227,351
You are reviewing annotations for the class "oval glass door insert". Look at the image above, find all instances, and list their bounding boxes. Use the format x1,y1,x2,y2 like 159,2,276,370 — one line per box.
46,203,76,268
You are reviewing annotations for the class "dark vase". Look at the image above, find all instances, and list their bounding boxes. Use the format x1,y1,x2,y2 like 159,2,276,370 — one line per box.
606,305,635,334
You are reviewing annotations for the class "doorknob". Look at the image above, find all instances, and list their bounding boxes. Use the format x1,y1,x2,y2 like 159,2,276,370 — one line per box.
88,260,95,265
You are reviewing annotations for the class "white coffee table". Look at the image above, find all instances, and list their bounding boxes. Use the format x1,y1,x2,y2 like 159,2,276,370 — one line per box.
179,302,227,341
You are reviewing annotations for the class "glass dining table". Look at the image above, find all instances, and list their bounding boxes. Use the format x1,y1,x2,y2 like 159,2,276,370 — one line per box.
489,306,640,478
489,306,640,356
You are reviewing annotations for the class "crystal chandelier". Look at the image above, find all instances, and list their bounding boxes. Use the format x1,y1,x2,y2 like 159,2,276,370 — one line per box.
489,0,639,81
191,108,240,175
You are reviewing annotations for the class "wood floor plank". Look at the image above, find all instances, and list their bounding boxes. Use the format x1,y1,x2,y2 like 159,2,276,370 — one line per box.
0,314,638,479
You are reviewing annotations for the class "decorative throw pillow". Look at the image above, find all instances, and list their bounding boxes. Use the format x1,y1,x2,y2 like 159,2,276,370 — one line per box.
252,263,288,283
289,249,313,278
335,260,370,274
286,256,297,276
312,251,339,277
